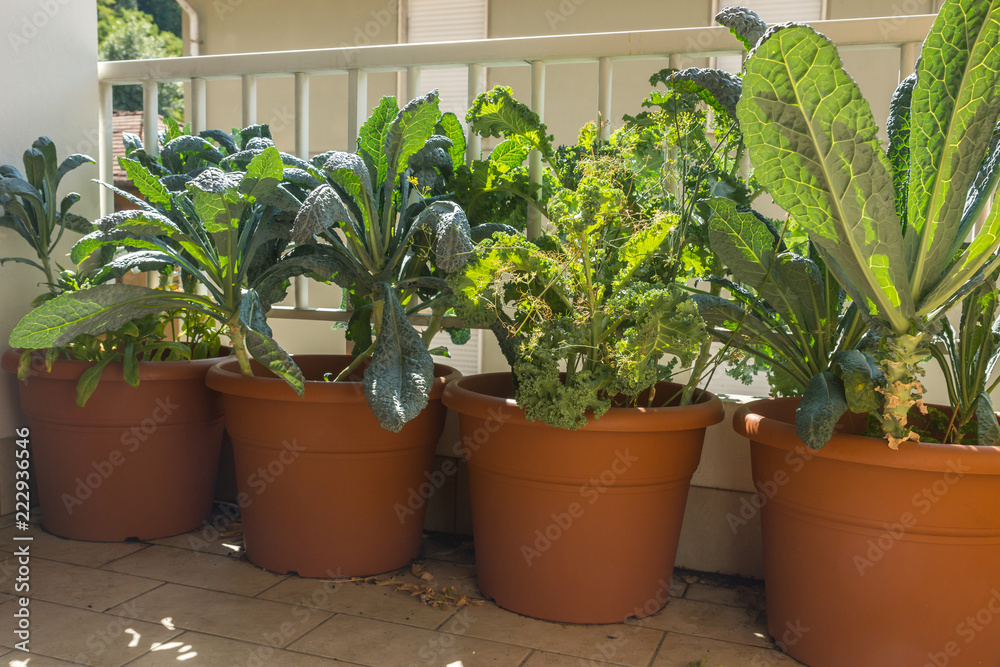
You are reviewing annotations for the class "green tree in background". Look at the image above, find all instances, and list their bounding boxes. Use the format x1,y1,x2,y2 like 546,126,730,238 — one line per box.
98,0,184,121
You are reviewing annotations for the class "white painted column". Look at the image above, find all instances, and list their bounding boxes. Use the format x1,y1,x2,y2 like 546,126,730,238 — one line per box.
242,74,257,127
527,60,546,240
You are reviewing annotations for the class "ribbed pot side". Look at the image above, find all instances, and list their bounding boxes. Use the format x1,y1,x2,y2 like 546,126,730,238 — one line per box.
1,348,225,541
443,372,724,624
206,354,460,578
735,397,1000,667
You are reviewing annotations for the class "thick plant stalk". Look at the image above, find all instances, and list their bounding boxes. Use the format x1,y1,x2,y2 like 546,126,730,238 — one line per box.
227,321,253,376
878,333,930,449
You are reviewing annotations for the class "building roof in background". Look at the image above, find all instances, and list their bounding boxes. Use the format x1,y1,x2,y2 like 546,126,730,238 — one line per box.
112,111,164,188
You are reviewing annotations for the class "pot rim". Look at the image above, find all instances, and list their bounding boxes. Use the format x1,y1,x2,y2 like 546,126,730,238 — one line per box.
734,396,1000,473
443,371,724,432
1,347,231,382
206,353,460,404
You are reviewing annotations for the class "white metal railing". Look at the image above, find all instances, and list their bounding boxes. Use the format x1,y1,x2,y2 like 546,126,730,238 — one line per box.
96,14,936,324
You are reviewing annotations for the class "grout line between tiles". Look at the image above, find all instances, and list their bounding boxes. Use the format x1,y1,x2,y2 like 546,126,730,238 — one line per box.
645,629,667,667
431,606,462,631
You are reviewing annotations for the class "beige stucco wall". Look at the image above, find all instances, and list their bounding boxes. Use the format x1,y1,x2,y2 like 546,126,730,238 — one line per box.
0,0,100,513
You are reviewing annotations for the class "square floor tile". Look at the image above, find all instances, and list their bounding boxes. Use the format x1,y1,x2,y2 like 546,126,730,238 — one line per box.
0,599,180,667
0,555,160,611
149,511,244,557
0,525,146,568
126,630,349,665
457,603,664,667
111,584,330,647
289,613,531,666
258,576,454,630
652,633,805,666
523,650,627,666
630,598,770,648
103,545,286,596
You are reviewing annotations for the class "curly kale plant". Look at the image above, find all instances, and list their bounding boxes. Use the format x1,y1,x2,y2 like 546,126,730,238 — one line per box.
450,157,707,430
288,91,474,432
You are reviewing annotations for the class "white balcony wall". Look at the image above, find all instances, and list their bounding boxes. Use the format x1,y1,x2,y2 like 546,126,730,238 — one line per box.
0,0,100,513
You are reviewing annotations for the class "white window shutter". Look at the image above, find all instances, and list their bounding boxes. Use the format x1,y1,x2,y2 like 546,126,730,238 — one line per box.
715,0,823,72
406,0,488,119
428,328,483,376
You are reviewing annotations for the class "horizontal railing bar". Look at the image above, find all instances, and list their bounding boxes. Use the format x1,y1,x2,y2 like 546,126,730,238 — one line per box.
268,306,467,329
97,15,935,84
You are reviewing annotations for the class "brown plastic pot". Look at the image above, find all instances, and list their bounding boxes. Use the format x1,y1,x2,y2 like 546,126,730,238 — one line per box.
1,348,225,541
442,373,724,623
735,398,1000,667
206,354,459,578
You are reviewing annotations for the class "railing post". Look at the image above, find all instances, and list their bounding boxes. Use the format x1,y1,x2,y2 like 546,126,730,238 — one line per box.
143,79,159,156
294,72,311,310
191,77,207,134
900,42,917,79
467,63,483,164
294,72,310,160
527,60,546,240
98,82,114,217
348,68,369,149
598,56,613,142
407,66,421,102
241,74,257,127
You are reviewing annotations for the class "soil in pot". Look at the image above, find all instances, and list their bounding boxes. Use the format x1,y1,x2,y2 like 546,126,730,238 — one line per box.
206,355,460,578
1,348,226,541
735,398,1000,667
443,372,724,624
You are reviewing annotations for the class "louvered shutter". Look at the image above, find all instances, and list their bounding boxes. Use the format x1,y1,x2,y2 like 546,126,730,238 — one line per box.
716,0,823,72
407,0,488,119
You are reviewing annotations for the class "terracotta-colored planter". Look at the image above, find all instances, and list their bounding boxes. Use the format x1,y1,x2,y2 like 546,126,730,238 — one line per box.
735,398,1000,667
206,354,460,578
1,348,226,541
443,373,724,623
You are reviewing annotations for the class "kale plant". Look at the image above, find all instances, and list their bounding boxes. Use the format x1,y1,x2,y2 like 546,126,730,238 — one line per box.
449,156,708,430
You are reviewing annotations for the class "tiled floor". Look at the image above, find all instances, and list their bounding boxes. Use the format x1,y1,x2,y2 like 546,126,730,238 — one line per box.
0,509,803,667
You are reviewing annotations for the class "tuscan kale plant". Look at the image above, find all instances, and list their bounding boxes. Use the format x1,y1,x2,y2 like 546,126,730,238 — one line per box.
9,145,307,397
696,198,867,400
735,0,1000,447
288,91,475,432
0,137,95,298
